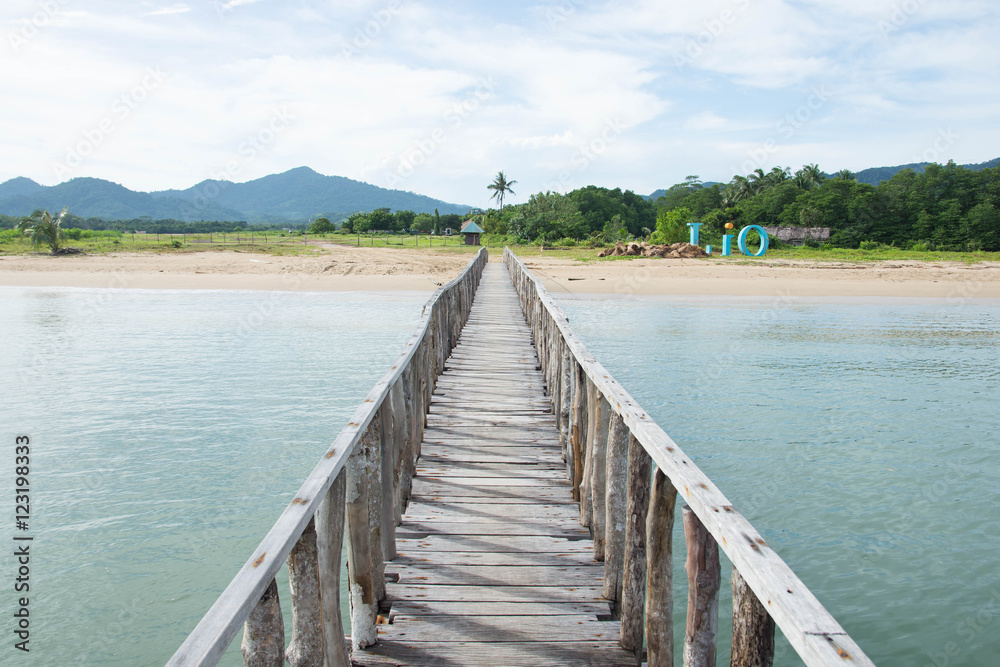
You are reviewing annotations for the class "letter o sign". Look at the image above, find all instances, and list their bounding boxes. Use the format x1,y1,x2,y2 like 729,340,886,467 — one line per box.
737,225,769,257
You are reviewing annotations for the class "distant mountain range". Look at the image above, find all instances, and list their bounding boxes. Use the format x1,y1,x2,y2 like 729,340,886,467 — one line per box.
646,157,1000,200
0,167,471,223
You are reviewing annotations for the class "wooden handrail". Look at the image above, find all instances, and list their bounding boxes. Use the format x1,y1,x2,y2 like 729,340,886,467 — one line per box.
503,247,874,667
168,247,488,667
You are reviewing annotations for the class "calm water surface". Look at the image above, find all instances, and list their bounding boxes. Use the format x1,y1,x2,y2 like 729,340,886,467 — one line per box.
1,286,426,666
556,293,1000,666
3,286,998,666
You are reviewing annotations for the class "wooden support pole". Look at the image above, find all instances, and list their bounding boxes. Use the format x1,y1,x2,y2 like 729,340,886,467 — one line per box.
378,400,397,560
389,381,407,526
240,578,284,667
620,434,651,655
604,411,629,612
646,469,678,667
365,412,386,599
578,379,598,527
683,505,720,667
570,362,587,499
317,471,350,667
559,344,572,460
400,367,416,512
590,395,611,560
285,519,324,667
731,568,775,667
346,439,377,650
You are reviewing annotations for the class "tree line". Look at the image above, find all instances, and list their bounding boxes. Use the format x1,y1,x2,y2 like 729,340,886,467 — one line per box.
651,162,1000,251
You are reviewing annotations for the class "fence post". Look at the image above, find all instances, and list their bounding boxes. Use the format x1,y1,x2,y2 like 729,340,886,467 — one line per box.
285,519,324,666
590,395,611,560
240,578,284,667
317,470,350,667
346,432,377,649
620,434,651,656
731,567,775,667
683,505,720,667
646,469,678,667
604,411,629,613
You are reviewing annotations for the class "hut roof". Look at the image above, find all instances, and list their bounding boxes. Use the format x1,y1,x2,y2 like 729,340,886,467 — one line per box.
460,220,485,234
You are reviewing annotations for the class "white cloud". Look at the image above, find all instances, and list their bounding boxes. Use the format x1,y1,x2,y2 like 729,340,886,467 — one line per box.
0,0,997,204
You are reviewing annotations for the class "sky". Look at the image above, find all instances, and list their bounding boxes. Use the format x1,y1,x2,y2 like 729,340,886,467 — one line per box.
1,0,998,209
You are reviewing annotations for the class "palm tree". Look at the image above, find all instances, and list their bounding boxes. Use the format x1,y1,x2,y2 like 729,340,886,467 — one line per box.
722,175,751,207
794,163,825,190
487,171,517,210
18,208,68,254
834,169,857,181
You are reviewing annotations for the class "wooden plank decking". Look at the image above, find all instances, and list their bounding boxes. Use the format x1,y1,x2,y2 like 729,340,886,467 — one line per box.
352,263,637,667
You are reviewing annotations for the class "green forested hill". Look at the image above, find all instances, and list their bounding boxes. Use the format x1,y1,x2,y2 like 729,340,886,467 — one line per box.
0,167,470,223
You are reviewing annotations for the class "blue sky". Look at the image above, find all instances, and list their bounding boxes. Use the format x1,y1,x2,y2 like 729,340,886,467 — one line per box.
1,0,997,209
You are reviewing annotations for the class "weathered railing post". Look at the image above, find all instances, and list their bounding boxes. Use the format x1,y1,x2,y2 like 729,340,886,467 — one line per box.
646,468,678,667
590,395,611,560
569,362,587,499
731,568,776,667
240,579,283,667
345,430,377,650
620,434,651,656
604,411,629,614
378,400,397,561
683,505,720,667
317,470,350,667
285,519,324,666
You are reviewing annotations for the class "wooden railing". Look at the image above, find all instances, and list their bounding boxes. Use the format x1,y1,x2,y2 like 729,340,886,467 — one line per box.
167,247,488,667
503,248,874,667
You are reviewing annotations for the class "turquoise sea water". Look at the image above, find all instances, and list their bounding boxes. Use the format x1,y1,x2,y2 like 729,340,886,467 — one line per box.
2,285,998,666
1,287,426,666
556,293,1000,666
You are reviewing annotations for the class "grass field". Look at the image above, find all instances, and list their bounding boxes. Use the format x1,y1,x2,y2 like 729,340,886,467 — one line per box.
2,228,998,264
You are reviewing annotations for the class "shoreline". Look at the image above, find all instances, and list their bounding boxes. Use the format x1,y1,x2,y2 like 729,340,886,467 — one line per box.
1,248,999,298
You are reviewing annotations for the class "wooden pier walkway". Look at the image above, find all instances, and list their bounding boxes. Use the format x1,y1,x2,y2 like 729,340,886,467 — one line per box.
354,263,636,666
170,247,873,667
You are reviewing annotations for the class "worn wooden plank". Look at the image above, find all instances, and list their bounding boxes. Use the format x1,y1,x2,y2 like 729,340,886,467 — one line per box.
315,471,350,667
375,616,622,642
352,641,638,667
387,601,609,617
390,564,603,587
389,551,599,566
384,583,607,604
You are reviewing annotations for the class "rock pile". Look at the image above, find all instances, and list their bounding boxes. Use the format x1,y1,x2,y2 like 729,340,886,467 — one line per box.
597,241,709,259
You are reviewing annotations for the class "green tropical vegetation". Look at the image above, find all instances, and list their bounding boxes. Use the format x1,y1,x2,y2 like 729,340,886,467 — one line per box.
17,208,69,254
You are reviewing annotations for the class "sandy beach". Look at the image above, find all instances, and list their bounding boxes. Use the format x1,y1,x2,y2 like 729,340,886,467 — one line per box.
1,246,999,298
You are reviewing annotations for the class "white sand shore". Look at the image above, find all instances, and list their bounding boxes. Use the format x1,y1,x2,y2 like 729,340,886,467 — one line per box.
2,247,999,298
